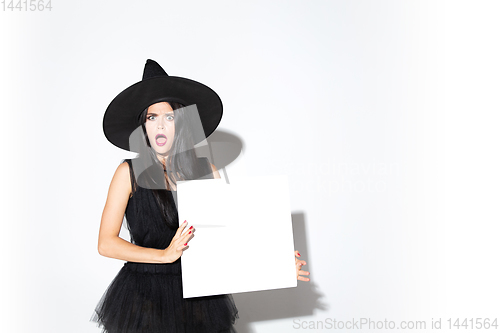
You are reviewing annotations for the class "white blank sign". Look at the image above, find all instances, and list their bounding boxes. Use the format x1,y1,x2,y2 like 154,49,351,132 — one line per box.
177,175,297,298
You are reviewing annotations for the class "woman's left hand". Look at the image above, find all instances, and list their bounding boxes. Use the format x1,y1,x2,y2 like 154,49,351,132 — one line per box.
295,250,310,281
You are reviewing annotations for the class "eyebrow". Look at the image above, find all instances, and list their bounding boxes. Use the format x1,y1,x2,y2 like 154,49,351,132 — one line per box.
146,112,174,116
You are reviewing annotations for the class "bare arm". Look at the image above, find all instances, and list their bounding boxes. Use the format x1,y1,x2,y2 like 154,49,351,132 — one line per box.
97,162,193,263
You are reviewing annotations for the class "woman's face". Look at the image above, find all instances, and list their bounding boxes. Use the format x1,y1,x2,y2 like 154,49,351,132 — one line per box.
145,102,175,158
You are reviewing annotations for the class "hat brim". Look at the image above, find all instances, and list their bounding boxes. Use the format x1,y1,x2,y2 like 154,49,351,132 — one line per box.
103,76,223,151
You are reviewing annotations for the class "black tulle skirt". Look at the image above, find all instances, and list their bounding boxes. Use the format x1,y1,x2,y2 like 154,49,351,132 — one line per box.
91,262,238,333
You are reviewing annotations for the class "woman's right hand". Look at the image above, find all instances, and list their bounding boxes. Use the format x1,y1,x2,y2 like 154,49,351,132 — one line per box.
163,220,195,263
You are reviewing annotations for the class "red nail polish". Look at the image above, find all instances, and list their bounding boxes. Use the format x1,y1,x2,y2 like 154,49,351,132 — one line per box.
188,231,192,234
183,220,187,223
189,226,193,230
184,243,187,246
297,252,301,257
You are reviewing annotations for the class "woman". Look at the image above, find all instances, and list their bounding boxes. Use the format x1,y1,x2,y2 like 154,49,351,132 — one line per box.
92,59,310,333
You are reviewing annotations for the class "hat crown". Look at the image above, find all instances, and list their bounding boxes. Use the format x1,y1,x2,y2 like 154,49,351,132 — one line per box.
142,59,168,80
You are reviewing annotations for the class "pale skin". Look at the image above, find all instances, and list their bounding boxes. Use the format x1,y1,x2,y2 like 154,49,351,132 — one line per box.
98,102,310,281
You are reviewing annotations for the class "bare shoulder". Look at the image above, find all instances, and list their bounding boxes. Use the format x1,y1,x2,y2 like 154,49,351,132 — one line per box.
115,161,131,180
108,161,132,197
210,163,221,179
116,160,130,174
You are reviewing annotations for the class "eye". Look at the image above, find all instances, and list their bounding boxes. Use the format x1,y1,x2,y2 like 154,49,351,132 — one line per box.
146,115,156,121
166,115,174,121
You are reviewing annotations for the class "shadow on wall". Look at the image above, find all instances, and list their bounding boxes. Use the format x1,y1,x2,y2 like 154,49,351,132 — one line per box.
196,130,244,178
201,131,326,332
233,212,327,333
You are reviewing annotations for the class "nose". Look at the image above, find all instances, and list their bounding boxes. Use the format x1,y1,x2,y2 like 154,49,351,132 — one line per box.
157,115,166,129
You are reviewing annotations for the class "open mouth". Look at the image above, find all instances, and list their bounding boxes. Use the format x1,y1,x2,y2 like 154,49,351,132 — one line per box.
155,134,167,146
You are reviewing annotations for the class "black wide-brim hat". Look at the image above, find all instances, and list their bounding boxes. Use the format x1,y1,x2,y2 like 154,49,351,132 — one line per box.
103,59,223,151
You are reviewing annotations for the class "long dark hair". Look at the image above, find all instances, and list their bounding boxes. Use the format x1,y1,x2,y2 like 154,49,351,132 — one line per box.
135,101,210,229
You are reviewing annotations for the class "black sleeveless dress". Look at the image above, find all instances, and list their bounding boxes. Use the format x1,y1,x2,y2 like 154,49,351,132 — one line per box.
91,158,238,333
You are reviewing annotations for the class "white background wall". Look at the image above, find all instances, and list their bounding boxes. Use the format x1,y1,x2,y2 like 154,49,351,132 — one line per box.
1,1,499,332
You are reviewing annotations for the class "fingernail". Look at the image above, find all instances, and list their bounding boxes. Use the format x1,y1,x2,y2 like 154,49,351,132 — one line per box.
183,220,187,224
184,243,187,246
297,252,301,257
188,231,192,234
189,226,193,230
